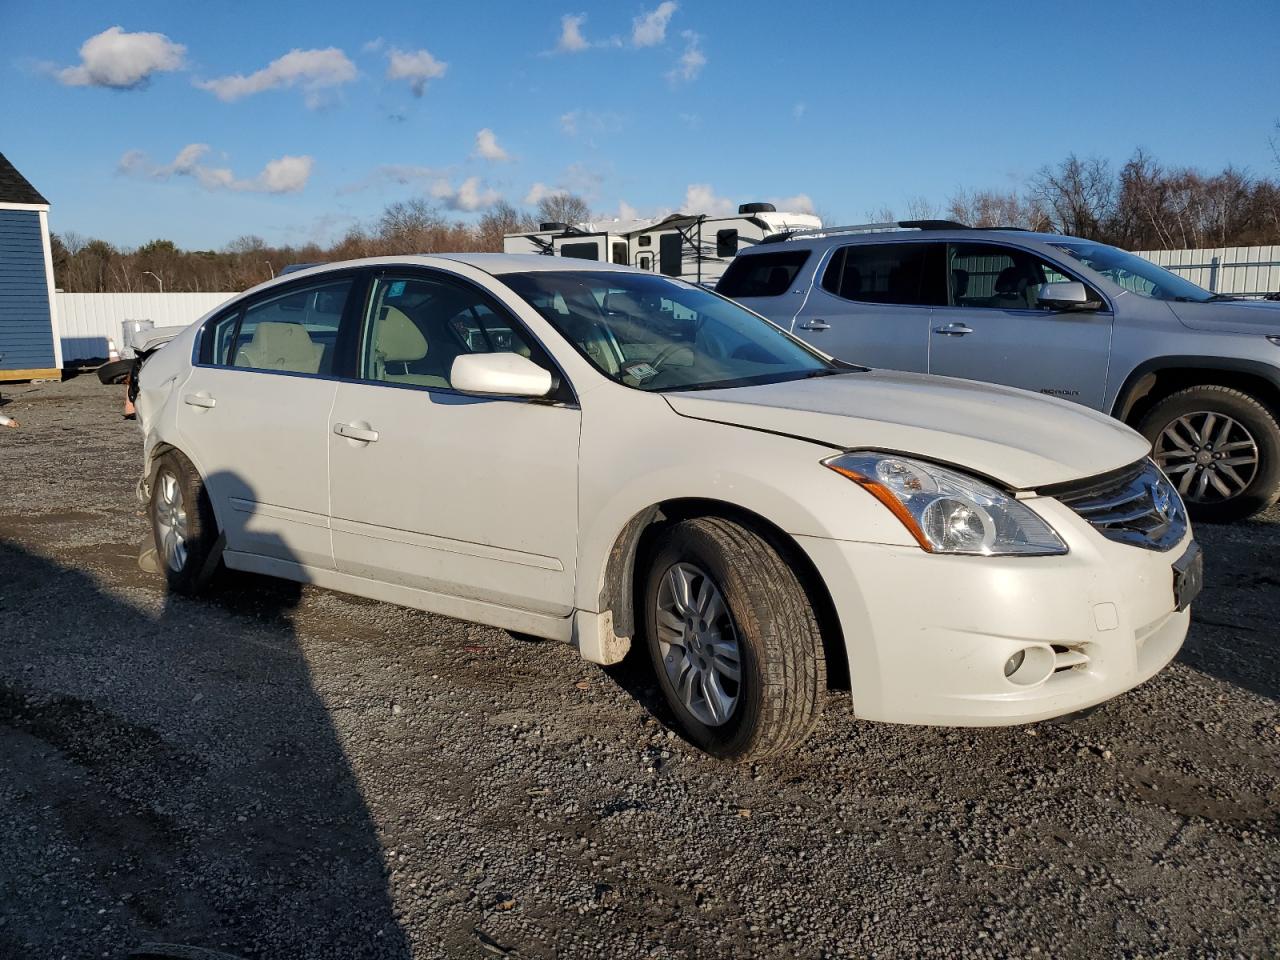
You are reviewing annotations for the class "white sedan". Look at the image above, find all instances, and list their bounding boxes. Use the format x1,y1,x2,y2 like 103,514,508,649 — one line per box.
134,254,1201,759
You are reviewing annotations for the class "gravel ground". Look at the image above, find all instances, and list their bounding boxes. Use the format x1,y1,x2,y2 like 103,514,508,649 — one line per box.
0,375,1277,960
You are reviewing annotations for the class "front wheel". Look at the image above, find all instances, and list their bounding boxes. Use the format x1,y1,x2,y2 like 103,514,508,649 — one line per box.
643,517,826,760
148,449,223,595
1138,385,1280,523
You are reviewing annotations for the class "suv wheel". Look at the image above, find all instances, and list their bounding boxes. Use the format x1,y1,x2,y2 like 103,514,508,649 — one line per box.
148,449,223,594
1138,385,1280,523
642,517,826,760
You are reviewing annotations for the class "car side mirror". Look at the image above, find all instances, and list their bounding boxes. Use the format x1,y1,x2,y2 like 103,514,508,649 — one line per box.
1037,281,1102,312
450,352,554,398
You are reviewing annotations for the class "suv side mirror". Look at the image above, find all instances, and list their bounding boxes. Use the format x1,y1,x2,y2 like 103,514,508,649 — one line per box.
1037,281,1102,312
451,352,554,398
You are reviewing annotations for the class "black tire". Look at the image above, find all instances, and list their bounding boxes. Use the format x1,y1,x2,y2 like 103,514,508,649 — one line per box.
642,517,826,760
1137,385,1280,523
148,449,223,595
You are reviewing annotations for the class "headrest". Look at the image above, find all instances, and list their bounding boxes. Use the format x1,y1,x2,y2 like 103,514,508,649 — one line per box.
376,306,427,362
994,267,1026,294
242,322,322,373
951,268,969,297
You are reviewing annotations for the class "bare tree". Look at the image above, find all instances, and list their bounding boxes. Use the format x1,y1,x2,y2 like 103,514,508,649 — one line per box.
1028,155,1116,239
535,193,591,225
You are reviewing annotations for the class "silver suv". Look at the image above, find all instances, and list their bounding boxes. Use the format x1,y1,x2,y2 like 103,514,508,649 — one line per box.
718,220,1280,522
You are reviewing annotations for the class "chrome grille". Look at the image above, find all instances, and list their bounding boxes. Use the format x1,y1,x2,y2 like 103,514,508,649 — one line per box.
1050,459,1187,551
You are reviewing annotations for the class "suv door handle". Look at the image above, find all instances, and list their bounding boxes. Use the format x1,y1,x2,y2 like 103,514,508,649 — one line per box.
334,422,379,443
798,319,831,331
183,393,216,409
933,323,974,336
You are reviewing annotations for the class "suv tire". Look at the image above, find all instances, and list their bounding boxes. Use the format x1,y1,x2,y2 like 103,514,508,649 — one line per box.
642,517,826,760
148,449,224,595
1138,385,1280,523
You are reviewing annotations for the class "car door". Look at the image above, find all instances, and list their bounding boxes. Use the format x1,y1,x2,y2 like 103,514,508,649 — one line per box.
928,242,1114,408
175,273,361,569
327,269,581,616
790,241,945,372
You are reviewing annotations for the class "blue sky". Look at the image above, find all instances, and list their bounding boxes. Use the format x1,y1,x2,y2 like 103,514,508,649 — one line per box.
3,0,1279,250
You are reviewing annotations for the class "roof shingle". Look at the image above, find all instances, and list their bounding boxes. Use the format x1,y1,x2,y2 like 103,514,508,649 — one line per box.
0,153,49,205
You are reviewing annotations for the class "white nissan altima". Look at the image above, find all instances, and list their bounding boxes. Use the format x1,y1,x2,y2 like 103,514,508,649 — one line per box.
134,254,1202,759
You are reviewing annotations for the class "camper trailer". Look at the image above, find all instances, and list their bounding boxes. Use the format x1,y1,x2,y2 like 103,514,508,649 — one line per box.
503,203,821,285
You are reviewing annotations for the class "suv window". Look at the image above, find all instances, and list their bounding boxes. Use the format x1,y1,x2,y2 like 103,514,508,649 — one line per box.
359,274,540,390
821,242,946,306
716,250,811,298
948,243,1099,310
204,278,354,374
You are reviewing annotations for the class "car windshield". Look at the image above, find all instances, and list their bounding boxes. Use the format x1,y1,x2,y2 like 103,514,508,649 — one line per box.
1050,241,1214,302
499,270,840,392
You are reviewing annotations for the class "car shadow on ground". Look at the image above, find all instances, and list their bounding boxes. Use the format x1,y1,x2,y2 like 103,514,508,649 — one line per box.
1176,518,1280,704
0,529,410,959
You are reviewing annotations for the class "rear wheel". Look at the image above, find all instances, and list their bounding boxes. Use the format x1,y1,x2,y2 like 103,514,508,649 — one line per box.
1138,385,1280,523
148,449,223,595
643,517,826,760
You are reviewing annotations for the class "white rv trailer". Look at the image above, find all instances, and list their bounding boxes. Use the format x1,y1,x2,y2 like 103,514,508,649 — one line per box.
502,203,822,285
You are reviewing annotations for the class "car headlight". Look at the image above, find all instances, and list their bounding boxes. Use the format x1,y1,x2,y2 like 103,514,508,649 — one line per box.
823,452,1068,556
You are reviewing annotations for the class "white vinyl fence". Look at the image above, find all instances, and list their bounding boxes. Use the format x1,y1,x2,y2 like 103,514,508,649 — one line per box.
1135,246,1280,298
56,292,234,362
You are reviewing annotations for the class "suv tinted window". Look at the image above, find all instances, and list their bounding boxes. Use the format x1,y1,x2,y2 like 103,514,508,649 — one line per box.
821,242,946,306
949,243,1099,310
716,250,811,298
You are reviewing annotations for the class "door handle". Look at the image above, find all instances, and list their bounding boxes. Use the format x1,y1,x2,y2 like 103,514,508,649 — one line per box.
798,319,831,331
333,422,379,443
183,393,216,409
933,323,974,336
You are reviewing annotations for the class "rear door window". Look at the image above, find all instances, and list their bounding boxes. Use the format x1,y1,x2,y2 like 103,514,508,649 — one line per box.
821,243,946,306
716,250,812,298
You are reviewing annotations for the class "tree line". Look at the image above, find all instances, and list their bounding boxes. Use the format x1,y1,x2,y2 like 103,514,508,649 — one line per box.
50,150,1280,294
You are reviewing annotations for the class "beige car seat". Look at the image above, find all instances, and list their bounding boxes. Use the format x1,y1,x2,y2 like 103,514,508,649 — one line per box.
235,321,324,373
373,306,450,388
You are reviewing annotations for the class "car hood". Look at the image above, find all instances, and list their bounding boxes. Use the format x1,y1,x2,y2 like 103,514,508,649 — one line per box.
1168,298,1280,335
663,370,1150,490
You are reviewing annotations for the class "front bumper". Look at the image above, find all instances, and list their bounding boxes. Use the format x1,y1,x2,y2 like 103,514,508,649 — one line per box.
797,498,1192,726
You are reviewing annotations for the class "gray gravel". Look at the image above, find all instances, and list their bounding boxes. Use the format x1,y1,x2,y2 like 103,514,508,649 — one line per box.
1,375,1277,960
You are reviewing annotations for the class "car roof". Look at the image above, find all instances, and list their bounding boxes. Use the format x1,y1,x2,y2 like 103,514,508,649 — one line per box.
737,227,1074,255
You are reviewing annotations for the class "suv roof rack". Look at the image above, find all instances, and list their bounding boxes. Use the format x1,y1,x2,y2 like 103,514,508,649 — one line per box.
759,218,971,245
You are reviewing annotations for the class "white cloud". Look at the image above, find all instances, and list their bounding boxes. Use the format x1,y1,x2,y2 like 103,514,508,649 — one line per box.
792,102,807,120
56,26,185,89
558,109,622,139
666,30,705,84
119,144,313,194
557,14,590,52
617,200,640,221
681,183,734,216
386,47,447,96
196,48,356,105
770,193,815,214
524,182,559,206
361,38,386,54
559,111,580,136
431,176,500,211
632,2,678,46
471,128,509,161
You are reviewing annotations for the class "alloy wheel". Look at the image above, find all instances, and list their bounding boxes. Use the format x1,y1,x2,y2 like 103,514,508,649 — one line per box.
154,470,190,572
1153,411,1260,503
654,562,742,727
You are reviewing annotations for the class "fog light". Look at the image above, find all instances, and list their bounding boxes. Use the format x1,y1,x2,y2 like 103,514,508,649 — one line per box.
1003,650,1025,677
1002,645,1055,686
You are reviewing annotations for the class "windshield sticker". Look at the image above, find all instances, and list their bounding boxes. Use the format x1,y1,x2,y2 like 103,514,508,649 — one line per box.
622,361,659,382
